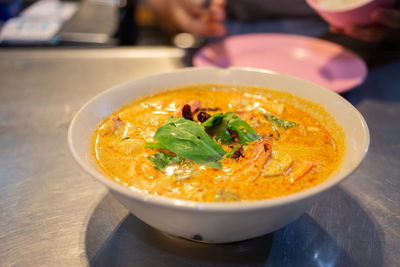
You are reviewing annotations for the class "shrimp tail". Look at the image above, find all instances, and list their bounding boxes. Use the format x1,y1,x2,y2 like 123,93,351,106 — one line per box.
248,139,272,182
228,139,271,182
287,159,314,183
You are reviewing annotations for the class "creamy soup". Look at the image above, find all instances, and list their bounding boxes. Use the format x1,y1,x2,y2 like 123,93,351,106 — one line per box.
92,84,344,202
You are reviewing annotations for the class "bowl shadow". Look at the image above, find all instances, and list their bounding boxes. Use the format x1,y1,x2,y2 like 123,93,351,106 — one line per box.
85,186,383,267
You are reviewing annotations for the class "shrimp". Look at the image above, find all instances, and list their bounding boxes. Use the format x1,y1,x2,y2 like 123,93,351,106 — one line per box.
100,116,123,136
286,159,314,183
229,139,272,182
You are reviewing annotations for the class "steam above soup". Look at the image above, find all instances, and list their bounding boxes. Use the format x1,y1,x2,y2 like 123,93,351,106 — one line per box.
92,84,344,202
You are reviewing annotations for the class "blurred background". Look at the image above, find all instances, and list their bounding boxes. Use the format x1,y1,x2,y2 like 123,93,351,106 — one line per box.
0,0,173,47
0,0,343,48
2,0,398,63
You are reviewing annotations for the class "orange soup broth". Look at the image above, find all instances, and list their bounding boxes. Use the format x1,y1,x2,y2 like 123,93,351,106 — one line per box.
92,84,345,202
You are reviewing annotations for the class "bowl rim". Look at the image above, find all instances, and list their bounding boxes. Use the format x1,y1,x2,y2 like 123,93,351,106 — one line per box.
68,67,370,212
306,0,378,12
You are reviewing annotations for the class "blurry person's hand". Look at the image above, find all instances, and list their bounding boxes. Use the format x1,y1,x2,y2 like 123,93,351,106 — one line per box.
149,0,226,37
171,0,226,36
330,6,400,42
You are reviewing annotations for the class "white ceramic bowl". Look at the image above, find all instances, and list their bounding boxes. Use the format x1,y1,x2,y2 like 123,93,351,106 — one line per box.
68,67,369,243
306,0,396,29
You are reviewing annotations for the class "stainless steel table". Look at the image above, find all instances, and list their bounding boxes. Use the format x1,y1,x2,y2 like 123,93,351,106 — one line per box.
0,46,399,267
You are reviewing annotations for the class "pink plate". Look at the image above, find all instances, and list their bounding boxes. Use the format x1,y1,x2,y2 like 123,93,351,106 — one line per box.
193,33,367,93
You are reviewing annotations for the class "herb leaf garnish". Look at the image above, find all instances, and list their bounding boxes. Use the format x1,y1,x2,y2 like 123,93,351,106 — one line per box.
263,113,298,129
201,113,226,128
154,117,226,169
148,152,180,170
224,146,240,159
145,142,167,149
227,115,259,145
224,145,244,159
202,112,259,145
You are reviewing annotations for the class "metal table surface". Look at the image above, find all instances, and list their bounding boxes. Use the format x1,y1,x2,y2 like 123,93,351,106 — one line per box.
0,46,399,267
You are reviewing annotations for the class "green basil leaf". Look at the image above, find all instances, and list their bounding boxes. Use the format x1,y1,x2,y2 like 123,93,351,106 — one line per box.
154,117,225,169
145,142,167,149
203,113,232,143
224,146,240,158
201,112,230,128
203,112,259,145
148,152,180,170
263,113,298,129
216,130,233,143
227,116,259,145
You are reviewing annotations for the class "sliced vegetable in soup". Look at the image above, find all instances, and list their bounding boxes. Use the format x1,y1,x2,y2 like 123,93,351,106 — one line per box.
92,84,344,202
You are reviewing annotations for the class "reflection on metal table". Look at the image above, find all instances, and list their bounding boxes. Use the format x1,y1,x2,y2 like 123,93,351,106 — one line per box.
0,44,399,266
